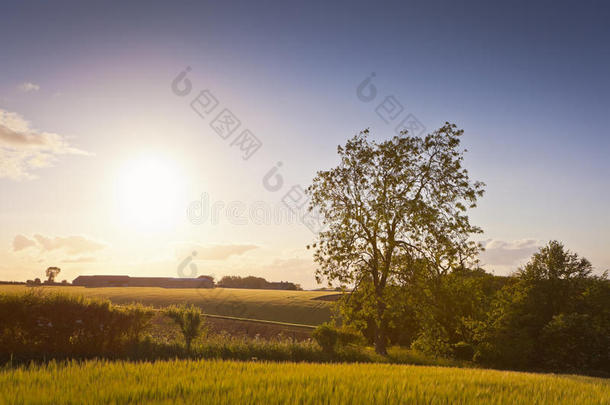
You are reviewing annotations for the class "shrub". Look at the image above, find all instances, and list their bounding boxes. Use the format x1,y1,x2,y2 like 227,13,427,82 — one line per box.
410,322,452,358
337,327,364,347
452,342,474,361
539,313,609,373
0,290,153,361
312,324,338,354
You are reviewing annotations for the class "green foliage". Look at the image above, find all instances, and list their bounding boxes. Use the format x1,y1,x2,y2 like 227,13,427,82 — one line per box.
218,276,300,290
452,342,475,361
312,323,364,355
339,267,504,359
473,241,610,374
165,304,205,352
312,324,338,354
336,326,363,347
307,123,485,354
410,323,452,358
0,290,153,360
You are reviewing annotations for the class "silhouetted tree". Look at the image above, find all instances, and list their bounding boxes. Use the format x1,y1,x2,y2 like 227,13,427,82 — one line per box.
45,267,61,284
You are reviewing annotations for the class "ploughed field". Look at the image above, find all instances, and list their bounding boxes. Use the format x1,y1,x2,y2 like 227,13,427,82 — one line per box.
1,359,608,405
0,285,335,326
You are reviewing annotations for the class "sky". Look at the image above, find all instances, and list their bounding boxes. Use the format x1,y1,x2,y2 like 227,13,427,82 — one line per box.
1,0,609,288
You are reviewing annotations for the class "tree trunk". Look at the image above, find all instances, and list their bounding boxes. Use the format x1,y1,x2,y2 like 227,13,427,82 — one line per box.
374,297,388,355
374,327,387,355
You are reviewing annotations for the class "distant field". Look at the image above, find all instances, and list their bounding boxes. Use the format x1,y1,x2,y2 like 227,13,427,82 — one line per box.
0,285,335,326
2,359,608,405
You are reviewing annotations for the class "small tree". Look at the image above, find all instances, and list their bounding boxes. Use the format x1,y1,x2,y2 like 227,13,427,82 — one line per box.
45,267,61,283
166,304,205,352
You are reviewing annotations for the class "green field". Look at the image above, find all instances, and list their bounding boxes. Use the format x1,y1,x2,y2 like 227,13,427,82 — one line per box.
0,285,334,326
1,359,607,405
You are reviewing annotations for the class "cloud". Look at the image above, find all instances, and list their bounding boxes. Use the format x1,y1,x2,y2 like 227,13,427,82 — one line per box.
176,243,259,260
479,239,541,267
18,82,40,92
33,234,106,255
12,234,37,251
12,234,106,256
0,109,90,180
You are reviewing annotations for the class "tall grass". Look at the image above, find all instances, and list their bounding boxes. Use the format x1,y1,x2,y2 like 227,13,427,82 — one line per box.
129,334,374,363
1,359,607,404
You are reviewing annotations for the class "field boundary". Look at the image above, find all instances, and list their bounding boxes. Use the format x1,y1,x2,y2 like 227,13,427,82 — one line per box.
203,313,316,329
147,307,317,330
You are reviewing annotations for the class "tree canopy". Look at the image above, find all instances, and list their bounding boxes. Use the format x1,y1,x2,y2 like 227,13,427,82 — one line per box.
307,123,485,353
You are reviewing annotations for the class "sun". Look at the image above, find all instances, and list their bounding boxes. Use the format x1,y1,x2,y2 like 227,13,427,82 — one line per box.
115,156,186,230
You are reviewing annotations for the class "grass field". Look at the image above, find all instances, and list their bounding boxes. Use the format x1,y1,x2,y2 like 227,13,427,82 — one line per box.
1,359,608,405
0,285,334,326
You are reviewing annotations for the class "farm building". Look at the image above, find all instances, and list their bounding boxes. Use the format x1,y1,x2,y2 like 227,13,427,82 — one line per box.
72,275,214,288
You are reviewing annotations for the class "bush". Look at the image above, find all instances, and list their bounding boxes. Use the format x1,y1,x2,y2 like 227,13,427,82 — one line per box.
539,313,609,373
312,324,338,354
337,327,364,347
0,290,153,361
410,322,452,358
452,342,474,361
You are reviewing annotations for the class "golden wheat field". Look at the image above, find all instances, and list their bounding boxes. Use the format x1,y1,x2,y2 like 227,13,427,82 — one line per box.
0,285,334,325
1,359,608,405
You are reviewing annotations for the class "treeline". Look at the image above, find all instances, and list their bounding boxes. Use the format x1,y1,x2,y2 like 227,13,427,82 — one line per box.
218,276,301,291
339,241,610,376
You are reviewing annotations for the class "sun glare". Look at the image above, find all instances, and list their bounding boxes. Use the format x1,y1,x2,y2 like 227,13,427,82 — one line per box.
115,156,185,230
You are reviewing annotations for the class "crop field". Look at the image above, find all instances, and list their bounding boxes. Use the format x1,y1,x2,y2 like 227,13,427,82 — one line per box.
0,285,335,326
1,359,608,405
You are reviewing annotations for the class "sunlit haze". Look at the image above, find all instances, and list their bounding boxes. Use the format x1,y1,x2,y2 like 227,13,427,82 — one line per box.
1,0,608,289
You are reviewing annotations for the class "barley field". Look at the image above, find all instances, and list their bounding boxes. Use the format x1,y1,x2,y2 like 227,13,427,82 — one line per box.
1,359,607,405
0,285,334,326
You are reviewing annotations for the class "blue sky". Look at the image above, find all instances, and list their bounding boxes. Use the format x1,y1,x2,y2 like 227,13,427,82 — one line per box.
1,0,608,286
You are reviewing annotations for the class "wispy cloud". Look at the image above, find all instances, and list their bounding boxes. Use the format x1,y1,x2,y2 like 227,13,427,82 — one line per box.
479,239,541,267
0,109,90,180
12,234,37,251
12,234,107,256
33,234,106,255
18,82,40,92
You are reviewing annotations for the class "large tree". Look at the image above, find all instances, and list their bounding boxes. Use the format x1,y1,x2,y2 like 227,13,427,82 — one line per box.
307,123,485,354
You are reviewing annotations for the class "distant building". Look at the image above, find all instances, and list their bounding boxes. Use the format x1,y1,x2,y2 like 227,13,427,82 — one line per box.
72,275,214,288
